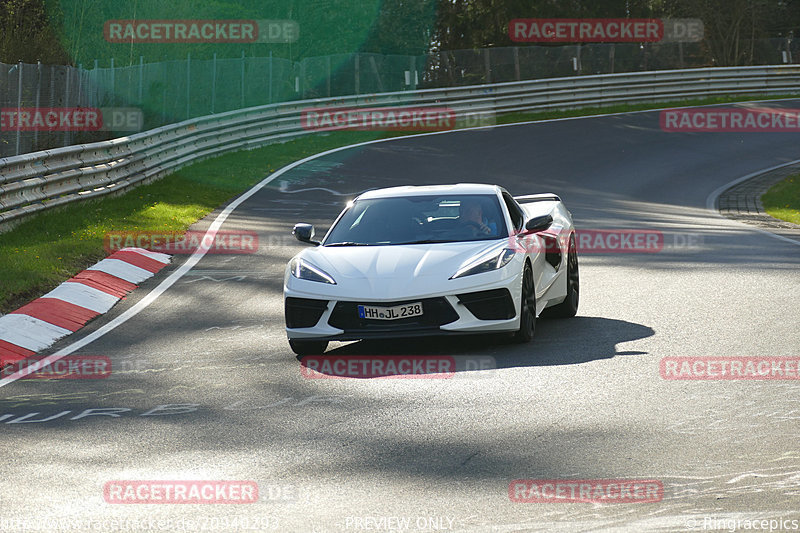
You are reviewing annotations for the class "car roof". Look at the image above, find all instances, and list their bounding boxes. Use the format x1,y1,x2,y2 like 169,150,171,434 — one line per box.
357,183,503,200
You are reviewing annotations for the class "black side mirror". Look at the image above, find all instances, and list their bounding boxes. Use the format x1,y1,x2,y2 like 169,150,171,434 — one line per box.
293,223,320,246
524,214,553,233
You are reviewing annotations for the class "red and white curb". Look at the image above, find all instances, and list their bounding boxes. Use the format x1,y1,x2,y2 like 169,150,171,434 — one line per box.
0,248,170,367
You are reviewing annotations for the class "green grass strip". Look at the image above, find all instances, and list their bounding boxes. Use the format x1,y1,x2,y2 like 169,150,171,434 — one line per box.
763,174,800,225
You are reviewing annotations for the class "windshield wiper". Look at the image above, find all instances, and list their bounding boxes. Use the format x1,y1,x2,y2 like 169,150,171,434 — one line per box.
326,239,460,246
324,241,373,247
392,239,457,245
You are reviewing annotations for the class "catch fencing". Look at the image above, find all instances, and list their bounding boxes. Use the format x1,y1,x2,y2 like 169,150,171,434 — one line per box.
2,38,800,157
2,64,800,232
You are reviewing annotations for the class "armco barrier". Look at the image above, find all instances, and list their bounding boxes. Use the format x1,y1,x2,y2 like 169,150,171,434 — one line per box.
2,65,800,232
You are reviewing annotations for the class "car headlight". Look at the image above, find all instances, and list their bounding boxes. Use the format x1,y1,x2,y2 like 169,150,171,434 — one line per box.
290,257,337,284
450,248,516,279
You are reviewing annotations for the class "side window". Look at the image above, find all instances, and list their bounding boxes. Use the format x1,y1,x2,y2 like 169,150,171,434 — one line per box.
502,193,524,231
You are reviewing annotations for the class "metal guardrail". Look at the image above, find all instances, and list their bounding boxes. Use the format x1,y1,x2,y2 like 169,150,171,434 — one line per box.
2,65,800,232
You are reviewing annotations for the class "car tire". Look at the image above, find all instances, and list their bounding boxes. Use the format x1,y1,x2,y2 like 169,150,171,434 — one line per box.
289,339,328,356
541,234,579,318
513,264,536,343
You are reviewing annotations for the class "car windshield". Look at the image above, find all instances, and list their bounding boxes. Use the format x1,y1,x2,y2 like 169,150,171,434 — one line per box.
323,194,508,246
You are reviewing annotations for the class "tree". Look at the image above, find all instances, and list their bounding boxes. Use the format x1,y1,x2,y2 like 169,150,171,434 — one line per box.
431,0,665,51
0,0,70,63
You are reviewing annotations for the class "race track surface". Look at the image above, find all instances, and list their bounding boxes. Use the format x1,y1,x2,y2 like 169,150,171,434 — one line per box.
1,102,799,532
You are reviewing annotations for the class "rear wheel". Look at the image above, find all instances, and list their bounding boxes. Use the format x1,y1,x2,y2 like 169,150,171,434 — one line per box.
513,264,536,343
541,234,579,318
289,339,328,356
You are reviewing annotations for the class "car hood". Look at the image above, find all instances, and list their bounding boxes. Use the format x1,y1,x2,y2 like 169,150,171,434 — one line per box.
297,240,506,298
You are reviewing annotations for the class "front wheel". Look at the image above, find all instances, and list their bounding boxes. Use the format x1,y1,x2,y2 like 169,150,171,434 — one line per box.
513,264,536,343
541,234,579,318
289,339,328,356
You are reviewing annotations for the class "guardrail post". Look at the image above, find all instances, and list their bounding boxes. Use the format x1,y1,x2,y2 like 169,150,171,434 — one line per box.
49,65,55,110
110,57,115,104
139,56,144,104
161,65,167,123
77,63,83,104
64,67,71,147
34,61,41,150
300,61,305,98
15,61,22,156
484,48,491,83
212,53,217,114
441,52,454,86
513,47,520,81
370,56,384,93
93,58,98,105
610,45,615,73
186,52,191,119
355,54,360,95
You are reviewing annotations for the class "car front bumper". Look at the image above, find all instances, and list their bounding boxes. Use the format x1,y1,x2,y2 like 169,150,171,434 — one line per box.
284,269,524,341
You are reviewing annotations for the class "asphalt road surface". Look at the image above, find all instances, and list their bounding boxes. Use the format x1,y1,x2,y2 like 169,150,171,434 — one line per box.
1,102,799,533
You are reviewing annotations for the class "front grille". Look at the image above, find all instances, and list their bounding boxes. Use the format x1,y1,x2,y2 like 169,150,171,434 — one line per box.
328,297,459,332
285,297,329,328
457,289,516,320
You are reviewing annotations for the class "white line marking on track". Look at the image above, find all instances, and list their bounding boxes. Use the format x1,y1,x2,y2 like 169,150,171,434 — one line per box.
3,97,800,387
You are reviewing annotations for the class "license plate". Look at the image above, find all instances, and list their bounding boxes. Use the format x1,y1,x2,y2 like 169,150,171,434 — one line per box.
358,302,423,320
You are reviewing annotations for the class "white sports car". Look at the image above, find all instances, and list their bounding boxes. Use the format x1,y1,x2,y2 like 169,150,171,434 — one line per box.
283,183,578,355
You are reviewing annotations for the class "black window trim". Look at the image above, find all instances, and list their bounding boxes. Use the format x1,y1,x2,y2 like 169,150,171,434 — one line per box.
502,192,524,231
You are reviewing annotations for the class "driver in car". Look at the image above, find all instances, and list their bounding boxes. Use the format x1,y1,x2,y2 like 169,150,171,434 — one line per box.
459,199,493,236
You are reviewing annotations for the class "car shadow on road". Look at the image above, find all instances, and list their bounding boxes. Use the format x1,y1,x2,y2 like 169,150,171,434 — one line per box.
316,316,654,375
